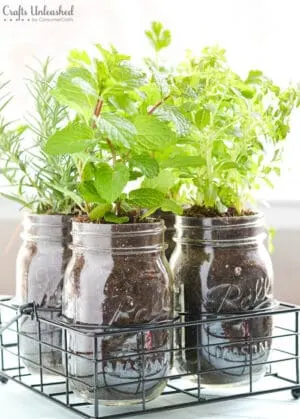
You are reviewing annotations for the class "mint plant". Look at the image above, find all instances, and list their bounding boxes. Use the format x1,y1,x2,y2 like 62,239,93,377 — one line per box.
45,44,184,222
0,60,77,213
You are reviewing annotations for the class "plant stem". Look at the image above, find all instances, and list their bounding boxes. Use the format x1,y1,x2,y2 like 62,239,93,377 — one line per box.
148,94,170,115
91,97,116,166
115,200,121,216
92,97,104,128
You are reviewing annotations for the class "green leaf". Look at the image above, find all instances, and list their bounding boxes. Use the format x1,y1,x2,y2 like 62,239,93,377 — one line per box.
129,170,143,180
96,113,136,148
68,49,92,67
130,154,159,178
195,109,211,129
81,162,95,181
45,122,96,155
89,204,111,221
0,192,30,207
161,155,206,168
128,188,165,208
154,104,191,136
104,212,129,224
216,162,240,171
142,169,177,194
51,185,83,208
134,115,176,151
52,67,98,119
140,83,161,108
161,199,183,215
108,94,137,114
245,70,264,85
111,61,146,89
95,162,129,203
78,181,105,204
145,22,172,52
95,44,130,68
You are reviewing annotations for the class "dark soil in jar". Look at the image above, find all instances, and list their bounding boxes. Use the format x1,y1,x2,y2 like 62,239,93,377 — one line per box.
183,206,256,218
68,250,172,401
174,244,273,384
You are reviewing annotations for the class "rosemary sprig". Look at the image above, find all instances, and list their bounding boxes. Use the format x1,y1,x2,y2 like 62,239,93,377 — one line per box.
0,60,78,214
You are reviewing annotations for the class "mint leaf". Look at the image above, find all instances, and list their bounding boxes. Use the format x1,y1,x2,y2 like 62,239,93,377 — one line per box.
81,162,95,181
154,104,191,135
134,115,176,151
142,169,177,194
130,154,159,178
45,122,95,154
96,113,136,148
89,204,111,221
104,213,129,224
111,61,146,89
95,162,129,203
95,44,130,69
78,181,105,203
52,67,98,119
161,199,183,215
128,188,165,208
68,49,92,67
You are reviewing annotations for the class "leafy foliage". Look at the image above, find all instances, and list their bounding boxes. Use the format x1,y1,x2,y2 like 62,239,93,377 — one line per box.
45,40,183,222
165,46,300,213
4,22,298,222
0,61,77,214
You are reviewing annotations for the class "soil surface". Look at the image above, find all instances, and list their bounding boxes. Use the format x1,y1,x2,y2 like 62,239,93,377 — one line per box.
183,206,256,218
74,211,146,224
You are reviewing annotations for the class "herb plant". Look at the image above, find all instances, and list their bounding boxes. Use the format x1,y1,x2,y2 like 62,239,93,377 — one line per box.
45,44,185,223
0,60,77,214
155,43,300,215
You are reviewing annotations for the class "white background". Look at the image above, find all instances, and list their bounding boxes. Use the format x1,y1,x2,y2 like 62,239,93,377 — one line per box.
1,0,300,200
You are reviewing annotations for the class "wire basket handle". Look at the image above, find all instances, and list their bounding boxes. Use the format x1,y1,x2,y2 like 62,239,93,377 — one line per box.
0,302,36,334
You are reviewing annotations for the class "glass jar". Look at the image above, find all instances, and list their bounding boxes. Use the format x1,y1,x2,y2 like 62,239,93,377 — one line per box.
170,213,274,385
15,213,71,374
63,220,172,405
152,210,176,260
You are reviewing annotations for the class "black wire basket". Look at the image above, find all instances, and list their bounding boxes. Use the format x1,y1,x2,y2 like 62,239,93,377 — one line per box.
1,296,300,419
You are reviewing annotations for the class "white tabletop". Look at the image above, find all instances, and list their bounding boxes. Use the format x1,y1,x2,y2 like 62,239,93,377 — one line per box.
0,379,299,419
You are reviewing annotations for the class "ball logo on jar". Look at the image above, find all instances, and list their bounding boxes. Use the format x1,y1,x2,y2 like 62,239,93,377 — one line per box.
201,276,273,377
203,276,273,313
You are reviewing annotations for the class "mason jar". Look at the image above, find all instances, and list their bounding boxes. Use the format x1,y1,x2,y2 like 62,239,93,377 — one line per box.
15,213,71,374
152,210,176,260
170,213,274,385
63,220,173,405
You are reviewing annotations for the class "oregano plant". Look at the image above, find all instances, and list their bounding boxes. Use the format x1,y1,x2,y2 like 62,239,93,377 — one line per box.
149,42,300,215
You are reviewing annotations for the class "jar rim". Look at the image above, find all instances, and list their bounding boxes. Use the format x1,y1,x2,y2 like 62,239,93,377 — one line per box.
22,212,71,226
175,212,264,228
71,218,165,233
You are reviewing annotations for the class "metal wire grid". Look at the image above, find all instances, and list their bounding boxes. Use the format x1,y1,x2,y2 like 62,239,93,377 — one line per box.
1,297,300,419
